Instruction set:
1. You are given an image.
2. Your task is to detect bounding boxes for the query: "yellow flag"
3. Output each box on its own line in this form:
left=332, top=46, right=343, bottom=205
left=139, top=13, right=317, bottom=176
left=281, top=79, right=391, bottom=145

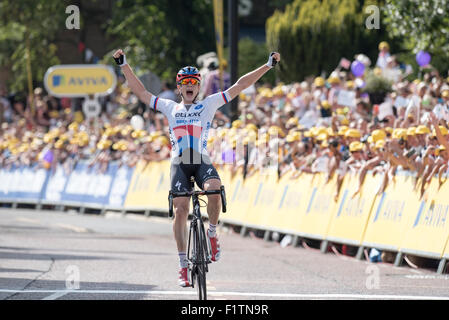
left=213, top=0, right=224, bottom=90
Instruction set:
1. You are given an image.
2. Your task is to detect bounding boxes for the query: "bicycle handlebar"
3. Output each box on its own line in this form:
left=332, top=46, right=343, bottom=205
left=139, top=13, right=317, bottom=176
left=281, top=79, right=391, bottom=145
left=170, top=189, right=221, bottom=197
left=168, top=186, right=227, bottom=218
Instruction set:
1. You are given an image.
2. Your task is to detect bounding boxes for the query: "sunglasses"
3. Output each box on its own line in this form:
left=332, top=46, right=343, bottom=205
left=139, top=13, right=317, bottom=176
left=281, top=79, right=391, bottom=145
left=179, top=78, right=199, bottom=85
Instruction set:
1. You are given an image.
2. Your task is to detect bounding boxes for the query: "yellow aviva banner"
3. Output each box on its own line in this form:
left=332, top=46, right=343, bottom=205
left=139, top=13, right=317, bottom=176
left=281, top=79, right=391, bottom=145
left=276, top=172, right=316, bottom=234
left=326, top=172, right=382, bottom=245
left=222, top=168, right=260, bottom=224
left=293, top=173, right=340, bottom=239
left=362, top=172, right=420, bottom=251
left=400, top=176, right=449, bottom=258
left=443, top=238, right=449, bottom=259
left=122, top=161, right=449, bottom=262
left=248, top=171, right=282, bottom=229
left=44, top=64, right=117, bottom=97
left=124, top=161, right=170, bottom=210
left=256, top=171, right=303, bottom=232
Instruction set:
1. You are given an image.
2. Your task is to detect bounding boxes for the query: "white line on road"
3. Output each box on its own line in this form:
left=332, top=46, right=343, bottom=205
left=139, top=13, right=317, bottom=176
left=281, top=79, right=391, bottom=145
left=16, top=217, right=41, bottom=224
left=54, top=223, right=89, bottom=233
left=14, top=218, right=89, bottom=233
left=1, top=289, right=448, bottom=300
left=41, top=292, right=69, bottom=300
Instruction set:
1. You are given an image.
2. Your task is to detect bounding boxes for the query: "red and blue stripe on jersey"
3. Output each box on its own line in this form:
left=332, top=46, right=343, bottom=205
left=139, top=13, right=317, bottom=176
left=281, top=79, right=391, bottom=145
left=173, top=124, right=203, bottom=155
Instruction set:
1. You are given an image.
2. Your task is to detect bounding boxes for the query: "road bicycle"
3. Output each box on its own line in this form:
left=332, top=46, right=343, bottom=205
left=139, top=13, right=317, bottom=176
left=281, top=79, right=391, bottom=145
left=168, top=177, right=226, bottom=300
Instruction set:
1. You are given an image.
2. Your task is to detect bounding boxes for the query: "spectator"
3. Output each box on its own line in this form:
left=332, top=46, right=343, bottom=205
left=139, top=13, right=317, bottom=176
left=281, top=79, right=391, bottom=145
left=158, top=81, right=179, bottom=102
left=376, top=41, right=391, bottom=70
left=0, top=86, right=13, bottom=123
left=2, top=45, right=449, bottom=225
left=202, top=58, right=232, bottom=118
left=202, top=59, right=231, bottom=98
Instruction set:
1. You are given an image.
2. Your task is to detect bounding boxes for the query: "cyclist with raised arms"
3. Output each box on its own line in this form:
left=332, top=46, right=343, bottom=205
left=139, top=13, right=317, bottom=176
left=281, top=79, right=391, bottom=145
left=113, top=49, right=280, bottom=287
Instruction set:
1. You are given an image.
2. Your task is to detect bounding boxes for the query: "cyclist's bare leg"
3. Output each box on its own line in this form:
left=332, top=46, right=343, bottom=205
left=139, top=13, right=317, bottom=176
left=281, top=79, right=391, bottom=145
left=203, top=178, right=222, bottom=225
left=203, top=178, right=222, bottom=261
left=173, top=197, right=190, bottom=252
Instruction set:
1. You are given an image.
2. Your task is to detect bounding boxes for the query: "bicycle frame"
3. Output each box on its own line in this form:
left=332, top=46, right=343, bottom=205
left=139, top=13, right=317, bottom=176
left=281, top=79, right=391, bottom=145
left=187, top=193, right=211, bottom=268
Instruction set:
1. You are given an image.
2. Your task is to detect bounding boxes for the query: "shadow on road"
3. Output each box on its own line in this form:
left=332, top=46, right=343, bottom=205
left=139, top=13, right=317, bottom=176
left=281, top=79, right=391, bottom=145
left=0, top=250, right=119, bottom=261
left=0, top=245, right=172, bottom=257
left=0, top=268, right=43, bottom=273
left=0, top=278, right=159, bottom=300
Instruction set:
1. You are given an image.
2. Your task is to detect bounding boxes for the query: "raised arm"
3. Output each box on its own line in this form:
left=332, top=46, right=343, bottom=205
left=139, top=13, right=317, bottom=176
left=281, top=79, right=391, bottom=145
left=112, top=49, right=152, bottom=105
left=226, top=52, right=280, bottom=100
left=429, top=112, right=449, bottom=151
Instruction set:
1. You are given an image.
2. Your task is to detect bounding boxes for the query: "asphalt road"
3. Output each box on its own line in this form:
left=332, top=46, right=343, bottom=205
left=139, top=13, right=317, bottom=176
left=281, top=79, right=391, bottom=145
left=1, top=208, right=449, bottom=301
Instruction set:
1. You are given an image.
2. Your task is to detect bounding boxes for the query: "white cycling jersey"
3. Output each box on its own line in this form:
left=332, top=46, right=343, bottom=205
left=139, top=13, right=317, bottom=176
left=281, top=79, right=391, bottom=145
left=148, top=91, right=231, bottom=162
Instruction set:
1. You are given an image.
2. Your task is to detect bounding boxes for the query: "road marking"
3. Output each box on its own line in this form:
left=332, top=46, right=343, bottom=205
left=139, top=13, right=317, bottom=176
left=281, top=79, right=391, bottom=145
left=0, top=289, right=448, bottom=300
left=125, top=214, right=149, bottom=221
left=54, top=223, right=89, bottom=233
left=104, top=212, right=123, bottom=219
left=147, top=216, right=172, bottom=224
left=409, top=269, right=422, bottom=274
left=16, top=217, right=41, bottom=224
left=206, top=280, right=216, bottom=291
left=42, top=292, right=69, bottom=300
left=14, top=219, right=89, bottom=233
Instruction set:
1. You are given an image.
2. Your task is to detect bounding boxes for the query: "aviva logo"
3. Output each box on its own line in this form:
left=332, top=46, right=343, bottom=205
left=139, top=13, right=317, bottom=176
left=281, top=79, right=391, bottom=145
left=44, top=64, right=116, bottom=97
left=52, top=75, right=65, bottom=87
left=52, top=75, right=108, bottom=87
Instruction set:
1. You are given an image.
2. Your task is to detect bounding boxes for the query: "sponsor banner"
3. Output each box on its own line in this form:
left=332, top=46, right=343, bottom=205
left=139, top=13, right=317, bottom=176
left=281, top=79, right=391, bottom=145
left=0, top=164, right=49, bottom=201
left=4, top=158, right=449, bottom=262
left=60, top=162, right=117, bottom=206
left=124, top=160, right=171, bottom=210
left=43, top=162, right=133, bottom=207
left=243, top=169, right=277, bottom=227
left=443, top=238, right=449, bottom=259
left=254, top=170, right=295, bottom=232
left=215, top=164, right=233, bottom=217
left=250, top=172, right=282, bottom=228
left=275, top=171, right=316, bottom=233
left=223, top=168, right=260, bottom=224
left=400, top=176, right=449, bottom=258
left=149, top=161, right=172, bottom=210
left=293, top=173, right=340, bottom=239
left=44, top=64, right=117, bottom=97
left=215, top=164, right=231, bottom=191
left=362, top=173, right=419, bottom=251
left=43, top=165, right=70, bottom=202
left=326, top=172, right=382, bottom=245
left=124, top=161, right=159, bottom=209
left=107, top=164, right=134, bottom=207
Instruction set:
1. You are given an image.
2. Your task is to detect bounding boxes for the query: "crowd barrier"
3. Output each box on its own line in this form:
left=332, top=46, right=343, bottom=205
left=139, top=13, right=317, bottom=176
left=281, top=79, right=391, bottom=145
left=1, top=159, right=448, bottom=273
left=122, top=160, right=449, bottom=273
left=0, top=161, right=134, bottom=211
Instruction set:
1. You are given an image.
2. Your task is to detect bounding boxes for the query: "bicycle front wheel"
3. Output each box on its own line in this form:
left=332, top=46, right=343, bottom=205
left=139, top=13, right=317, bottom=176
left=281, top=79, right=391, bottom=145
left=195, top=220, right=208, bottom=300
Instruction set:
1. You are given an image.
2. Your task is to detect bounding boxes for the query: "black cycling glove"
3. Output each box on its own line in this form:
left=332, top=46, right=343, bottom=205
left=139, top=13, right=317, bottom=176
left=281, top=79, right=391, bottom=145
left=113, top=54, right=127, bottom=67
left=266, top=52, right=278, bottom=68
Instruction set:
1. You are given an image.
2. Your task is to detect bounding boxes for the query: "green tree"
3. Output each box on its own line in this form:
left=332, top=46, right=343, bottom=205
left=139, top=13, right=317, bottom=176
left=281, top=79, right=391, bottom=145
left=0, top=0, right=66, bottom=93
left=266, top=0, right=388, bottom=83
left=105, top=0, right=216, bottom=81
left=224, top=37, right=276, bottom=85
left=383, top=0, right=449, bottom=73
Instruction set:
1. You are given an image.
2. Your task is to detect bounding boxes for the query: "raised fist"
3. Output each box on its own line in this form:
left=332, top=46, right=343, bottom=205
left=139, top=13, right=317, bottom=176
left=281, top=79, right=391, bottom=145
left=113, top=49, right=127, bottom=66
